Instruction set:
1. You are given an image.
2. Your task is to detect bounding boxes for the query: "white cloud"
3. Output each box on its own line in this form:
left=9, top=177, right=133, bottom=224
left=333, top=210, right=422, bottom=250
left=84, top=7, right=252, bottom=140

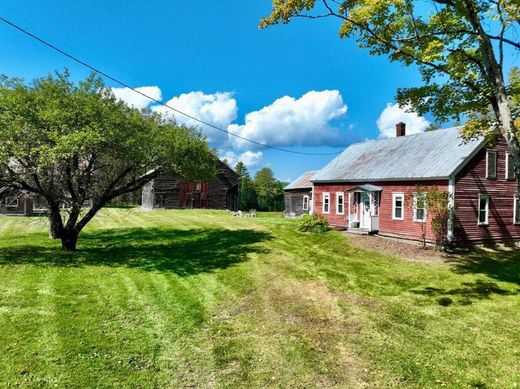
left=376, top=103, right=430, bottom=138
left=111, top=86, right=162, bottom=109
left=239, top=151, right=264, bottom=167
left=221, top=150, right=264, bottom=169
left=153, top=91, right=237, bottom=146
left=228, top=90, right=348, bottom=149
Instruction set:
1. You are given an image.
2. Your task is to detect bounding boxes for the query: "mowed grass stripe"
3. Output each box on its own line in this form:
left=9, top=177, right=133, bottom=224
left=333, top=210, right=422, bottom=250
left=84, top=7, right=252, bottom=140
left=0, top=209, right=519, bottom=387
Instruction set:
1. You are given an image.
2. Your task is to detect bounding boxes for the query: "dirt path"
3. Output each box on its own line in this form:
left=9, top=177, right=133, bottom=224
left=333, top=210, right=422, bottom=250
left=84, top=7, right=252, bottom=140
left=342, top=232, right=461, bottom=264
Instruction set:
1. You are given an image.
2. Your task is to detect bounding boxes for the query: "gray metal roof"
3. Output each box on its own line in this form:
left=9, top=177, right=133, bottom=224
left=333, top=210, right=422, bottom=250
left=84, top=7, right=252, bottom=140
left=285, top=171, right=317, bottom=190
left=312, top=127, right=484, bottom=182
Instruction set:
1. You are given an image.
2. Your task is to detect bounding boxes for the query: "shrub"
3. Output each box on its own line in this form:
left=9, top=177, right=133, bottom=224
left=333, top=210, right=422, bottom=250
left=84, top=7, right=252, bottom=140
left=297, top=214, right=330, bottom=233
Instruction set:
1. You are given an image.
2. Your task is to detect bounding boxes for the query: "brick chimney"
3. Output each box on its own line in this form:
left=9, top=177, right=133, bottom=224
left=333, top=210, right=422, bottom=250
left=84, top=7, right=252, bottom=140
left=396, top=122, right=406, bottom=137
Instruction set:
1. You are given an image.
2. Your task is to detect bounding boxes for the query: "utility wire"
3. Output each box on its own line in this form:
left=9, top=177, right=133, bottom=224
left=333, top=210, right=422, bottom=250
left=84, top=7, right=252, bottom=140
left=0, top=16, right=342, bottom=156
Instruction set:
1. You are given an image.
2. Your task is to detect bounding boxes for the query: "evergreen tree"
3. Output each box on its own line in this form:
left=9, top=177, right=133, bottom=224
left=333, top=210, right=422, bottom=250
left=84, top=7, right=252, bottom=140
left=235, top=162, right=257, bottom=210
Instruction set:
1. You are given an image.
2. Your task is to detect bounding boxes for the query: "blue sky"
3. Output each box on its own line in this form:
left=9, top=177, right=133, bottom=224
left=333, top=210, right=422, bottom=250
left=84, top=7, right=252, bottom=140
left=0, top=1, right=515, bottom=182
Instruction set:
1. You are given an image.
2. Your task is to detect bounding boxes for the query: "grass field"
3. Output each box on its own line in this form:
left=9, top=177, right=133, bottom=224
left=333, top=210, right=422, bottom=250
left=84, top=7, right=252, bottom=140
left=0, top=209, right=519, bottom=388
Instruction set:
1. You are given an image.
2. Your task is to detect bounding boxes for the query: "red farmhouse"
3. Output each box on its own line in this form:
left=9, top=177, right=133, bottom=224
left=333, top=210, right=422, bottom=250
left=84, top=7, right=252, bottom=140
left=311, top=123, right=520, bottom=245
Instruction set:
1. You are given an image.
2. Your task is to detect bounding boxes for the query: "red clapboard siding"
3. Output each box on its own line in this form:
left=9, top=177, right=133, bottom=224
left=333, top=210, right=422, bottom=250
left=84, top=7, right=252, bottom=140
left=454, top=136, right=520, bottom=244
left=313, top=181, right=448, bottom=242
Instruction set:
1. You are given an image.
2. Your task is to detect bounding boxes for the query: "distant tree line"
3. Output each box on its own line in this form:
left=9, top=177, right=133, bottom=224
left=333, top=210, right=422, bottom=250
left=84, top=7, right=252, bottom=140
left=234, top=162, right=286, bottom=212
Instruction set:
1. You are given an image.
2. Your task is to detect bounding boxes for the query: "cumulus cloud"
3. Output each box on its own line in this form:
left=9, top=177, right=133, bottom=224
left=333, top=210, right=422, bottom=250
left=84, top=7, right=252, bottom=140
left=111, top=86, right=162, bottom=109
left=153, top=91, right=237, bottom=146
left=227, top=90, right=348, bottom=149
left=222, top=150, right=264, bottom=169
left=377, top=103, right=430, bottom=138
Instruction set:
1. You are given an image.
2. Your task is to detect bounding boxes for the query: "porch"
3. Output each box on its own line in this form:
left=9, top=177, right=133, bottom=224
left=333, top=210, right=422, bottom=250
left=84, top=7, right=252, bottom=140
left=346, top=184, right=382, bottom=233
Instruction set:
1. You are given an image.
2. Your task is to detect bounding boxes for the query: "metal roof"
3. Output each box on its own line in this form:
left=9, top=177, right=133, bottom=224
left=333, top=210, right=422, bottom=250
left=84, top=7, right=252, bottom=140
left=312, top=127, right=484, bottom=182
left=284, top=171, right=317, bottom=190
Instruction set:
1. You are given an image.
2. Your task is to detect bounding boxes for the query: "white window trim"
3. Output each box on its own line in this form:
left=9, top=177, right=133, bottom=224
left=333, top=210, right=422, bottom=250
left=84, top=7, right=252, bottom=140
left=336, top=192, right=344, bottom=215
left=392, top=193, right=404, bottom=221
left=322, top=192, right=330, bottom=214
left=478, top=194, right=489, bottom=226
left=302, top=195, right=309, bottom=211
left=486, top=150, right=497, bottom=179
left=506, top=152, right=515, bottom=180
left=5, top=197, right=19, bottom=208
left=514, top=195, right=520, bottom=225
left=413, top=192, right=427, bottom=223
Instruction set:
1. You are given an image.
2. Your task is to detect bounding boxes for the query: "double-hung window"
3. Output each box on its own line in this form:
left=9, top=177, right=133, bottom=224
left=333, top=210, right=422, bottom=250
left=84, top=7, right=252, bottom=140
left=486, top=150, right=497, bottom=179
left=322, top=193, right=330, bottom=214
left=478, top=195, right=489, bottom=225
left=514, top=195, right=520, bottom=225
left=336, top=192, right=344, bottom=215
left=5, top=197, right=18, bottom=208
left=413, top=192, right=427, bottom=222
left=303, top=195, right=309, bottom=211
left=392, top=193, right=404, bottom=220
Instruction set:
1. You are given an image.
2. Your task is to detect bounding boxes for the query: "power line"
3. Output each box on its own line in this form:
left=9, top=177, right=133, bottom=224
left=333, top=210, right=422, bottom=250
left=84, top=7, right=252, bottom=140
left=0, top=16, right=342, bottom=156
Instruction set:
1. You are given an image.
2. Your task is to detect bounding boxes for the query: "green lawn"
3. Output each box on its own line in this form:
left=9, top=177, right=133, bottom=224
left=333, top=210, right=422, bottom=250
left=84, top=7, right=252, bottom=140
left=0, top=209, right=519, bottom=388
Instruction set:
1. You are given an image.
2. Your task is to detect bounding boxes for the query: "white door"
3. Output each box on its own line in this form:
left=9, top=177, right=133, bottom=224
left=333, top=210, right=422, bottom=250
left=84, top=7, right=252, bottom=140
left=360, top=192, right=371, bottom=228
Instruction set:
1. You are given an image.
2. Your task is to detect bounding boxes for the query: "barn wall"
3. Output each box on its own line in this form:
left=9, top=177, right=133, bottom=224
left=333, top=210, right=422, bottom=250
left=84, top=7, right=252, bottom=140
left=142, top=160, right=239, bottom=211
left=149, top=175, right=183, bottom=209
left=284, top=189, right=312, bottom=217
left=313, top=180, right=448, bottom=242
left=454, top=136, right=520, bottom=244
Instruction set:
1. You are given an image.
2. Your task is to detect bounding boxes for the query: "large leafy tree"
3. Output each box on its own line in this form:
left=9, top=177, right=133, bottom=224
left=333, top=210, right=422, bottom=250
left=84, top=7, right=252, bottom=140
left=254, top=167, right=285, bottom=211
left=0, top=72, right=215, bottom=251
left=261, top=0, right=519, bottom=174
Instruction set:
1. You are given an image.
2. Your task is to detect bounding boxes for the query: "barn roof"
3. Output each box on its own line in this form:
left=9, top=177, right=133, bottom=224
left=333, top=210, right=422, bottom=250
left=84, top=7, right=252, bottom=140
left=285, top=171, right=317, bottom=190
left=312, top=127, right=484, bottom=182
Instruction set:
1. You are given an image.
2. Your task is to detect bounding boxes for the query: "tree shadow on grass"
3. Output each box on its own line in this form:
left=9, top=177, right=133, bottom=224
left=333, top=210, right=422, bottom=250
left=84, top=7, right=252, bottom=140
left=412, top=279, right=519, bottom=306
left=446, top=249, right=520, bottom=286
left=0, top=228, right=272, bottom=276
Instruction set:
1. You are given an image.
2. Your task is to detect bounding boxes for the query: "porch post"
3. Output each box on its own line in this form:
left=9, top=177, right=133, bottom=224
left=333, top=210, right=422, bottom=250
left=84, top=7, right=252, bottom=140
left=369, top=192, right=374, bottom=231
left=347, top=192, right=351, bottom=229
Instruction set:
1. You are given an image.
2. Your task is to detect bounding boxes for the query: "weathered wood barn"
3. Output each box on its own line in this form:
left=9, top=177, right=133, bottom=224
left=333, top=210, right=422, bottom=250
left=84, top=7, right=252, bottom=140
left=311, top=123, right=520, bottom=245
left=0, top=187, right=34, bottom=215
left=283, top=171, right=315, bottom=217
left=142, top=159, right=240, bottom=211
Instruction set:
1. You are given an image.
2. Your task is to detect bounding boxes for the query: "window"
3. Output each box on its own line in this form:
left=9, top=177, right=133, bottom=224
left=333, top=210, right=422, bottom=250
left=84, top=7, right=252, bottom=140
left=322, top=193, right=330, bottom=214
left=486, top=150, right=497, bottom=179
left=336, top=192, right=344, bottom=215
left=506, top=153, right=515, bottom=180
left=478, top=195, right=489, bottom=225
left=392, top=193, right=404, bottom=220
left=5, top=197, right=18, bottom=208
left=413, top=192, right=427, bottom=222
left=514, top=195, right=520, bottom=225
left=303, top=195, right=309, bottom=211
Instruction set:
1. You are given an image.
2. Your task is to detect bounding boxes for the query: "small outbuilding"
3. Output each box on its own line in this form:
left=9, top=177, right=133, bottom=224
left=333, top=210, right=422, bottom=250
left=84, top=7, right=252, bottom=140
left=0, top=187, right=34, bottom=216
left=142, top=159, right=240, bottom=211
left=284, top=171, right=316, bottom=217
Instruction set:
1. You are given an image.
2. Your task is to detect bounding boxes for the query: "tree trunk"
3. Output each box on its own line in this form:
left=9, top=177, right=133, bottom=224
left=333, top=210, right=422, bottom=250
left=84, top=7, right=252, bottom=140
left=61, top=229, right=79, bottom=251
left=462, top=1, right=519, bottom=189
left=48, top=207, right=63, bottom=240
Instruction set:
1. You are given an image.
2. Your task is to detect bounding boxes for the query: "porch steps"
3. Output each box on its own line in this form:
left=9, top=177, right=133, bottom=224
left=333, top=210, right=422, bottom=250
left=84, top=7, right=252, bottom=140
left=345, top=228, right=376, bottom=236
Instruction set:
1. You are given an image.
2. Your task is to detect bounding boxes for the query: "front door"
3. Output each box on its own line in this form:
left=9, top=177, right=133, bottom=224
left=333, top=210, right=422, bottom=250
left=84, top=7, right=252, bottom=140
left=360, top=192, right=371, bottom=228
